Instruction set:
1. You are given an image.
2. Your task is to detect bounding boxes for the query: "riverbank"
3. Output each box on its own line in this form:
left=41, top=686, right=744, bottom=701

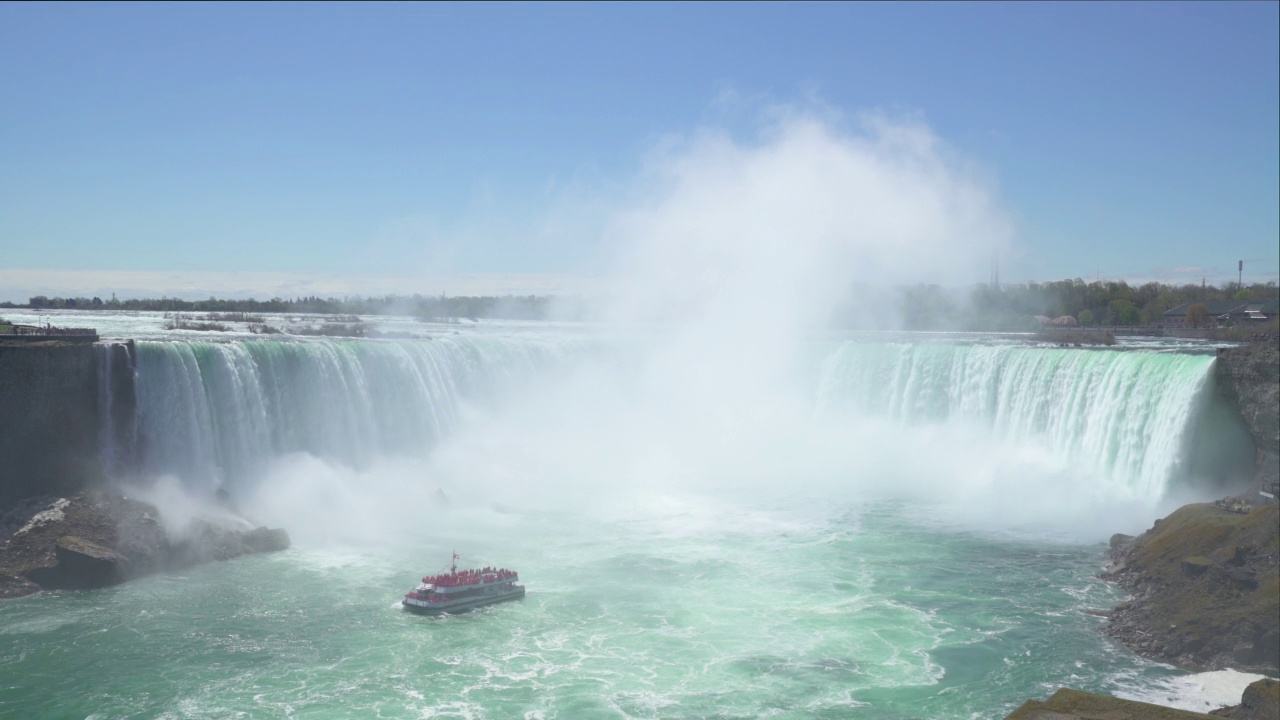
left=1005, top=341, right=1279, bottom=717
left=1090, top=341, right=1280, bottom=678
left=1101, top=503, right=1279, bottom=676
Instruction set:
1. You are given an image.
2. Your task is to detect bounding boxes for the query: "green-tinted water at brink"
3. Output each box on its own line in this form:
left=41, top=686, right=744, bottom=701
left=0, top=500, right=1189, bottom=719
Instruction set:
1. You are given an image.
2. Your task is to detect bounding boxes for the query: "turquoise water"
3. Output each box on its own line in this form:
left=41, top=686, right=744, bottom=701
left=0, top=323, right=1253, bottom=718
left=1, top=498, right=1191, bottom=719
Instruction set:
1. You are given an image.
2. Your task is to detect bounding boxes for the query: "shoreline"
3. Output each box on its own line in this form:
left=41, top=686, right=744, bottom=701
left=1099, top=503, right=1279, bottom=677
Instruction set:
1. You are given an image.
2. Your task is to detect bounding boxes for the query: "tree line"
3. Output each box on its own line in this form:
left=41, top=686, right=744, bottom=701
left=887, top=278, right=1276, bottom=331
left=4, top=277, right=1277, bottom=329
left=5, top=293, right=558, bottom=321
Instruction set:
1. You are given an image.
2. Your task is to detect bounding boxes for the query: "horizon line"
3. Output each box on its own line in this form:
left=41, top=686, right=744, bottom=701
left=2, top=267, right=1277, bottom=305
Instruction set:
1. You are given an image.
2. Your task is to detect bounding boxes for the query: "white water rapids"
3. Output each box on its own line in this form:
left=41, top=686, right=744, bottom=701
left=2, top=322, right=1263, bottom=719
left=108, top=332, right=1244, bottom=521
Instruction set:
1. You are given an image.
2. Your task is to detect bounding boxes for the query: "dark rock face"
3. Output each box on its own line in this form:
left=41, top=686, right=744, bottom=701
left=0, top=344, right=102, bottom=507
left=244, top=527, right=291, bottom=553
left=53, top=536, right=128, bottom=586
left=0, top=574, right=40, bottom=599
left=1215, top=343, right=1280, bottom=498
left=0, top=341, right=137, bottom=507
left=1102, top=503, right=1280, bottom=676
left=0, top=492, right=289, bottom=599
left=1111, top=533, right=1137, bottom=550
left=1180, top=556, right=1212, bottom=577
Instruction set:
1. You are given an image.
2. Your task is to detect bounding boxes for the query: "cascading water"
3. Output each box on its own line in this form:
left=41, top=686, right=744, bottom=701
left=108, top=333, right=1246, bottom=504
left=96, top=341, right=138, bottom=482
left=15, top=329, right=1259, bottom=720
left=814, top=342, right=1244, bottom=499
left=96, top=342, right=120, bottom=478
left=122, top=335, right=588, bottom=493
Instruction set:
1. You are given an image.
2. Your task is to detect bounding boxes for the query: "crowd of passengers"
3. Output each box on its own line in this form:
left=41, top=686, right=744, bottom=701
left=421, top=567, right=516, bottom=588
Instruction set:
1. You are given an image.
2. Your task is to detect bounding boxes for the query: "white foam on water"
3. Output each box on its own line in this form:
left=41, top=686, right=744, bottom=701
left=113, top=325, right=1237, bottom=549
left=0, top=611, right=86, bottom=637
left=1114, top=669, right=1273, bottom=713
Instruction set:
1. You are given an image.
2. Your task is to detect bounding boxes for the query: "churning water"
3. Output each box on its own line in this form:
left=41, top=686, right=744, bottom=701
left=0, top=315, right=1261, bottom=718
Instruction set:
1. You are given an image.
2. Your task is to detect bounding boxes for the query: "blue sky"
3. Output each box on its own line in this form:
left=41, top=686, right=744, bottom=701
left=1, top=2, right=1277, bottom=300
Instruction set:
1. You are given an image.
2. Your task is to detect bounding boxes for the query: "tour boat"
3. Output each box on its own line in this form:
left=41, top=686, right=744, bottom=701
left=402, top=552, right=525, bottom=615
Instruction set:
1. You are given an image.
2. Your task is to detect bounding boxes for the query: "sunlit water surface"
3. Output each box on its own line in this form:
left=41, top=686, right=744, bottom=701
left=0, top=313, right=1259, bottom=718
left=2, top=498, right=1249, bottom=719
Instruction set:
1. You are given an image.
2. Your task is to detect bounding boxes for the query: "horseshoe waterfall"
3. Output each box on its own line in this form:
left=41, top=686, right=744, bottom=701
left=1, top=328, right=1260, bottom=720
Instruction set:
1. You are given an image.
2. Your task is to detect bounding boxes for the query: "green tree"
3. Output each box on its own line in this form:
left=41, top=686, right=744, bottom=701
left=1186, top=303, right=1210, bottom=327
left=1078, top=309, right=1094, bottom=326
left=1121, top=304, right=1140, bottom=325
left=1234, top=289, right=1252, bottom=301
left=1106, top=299, right=1140, bottom=326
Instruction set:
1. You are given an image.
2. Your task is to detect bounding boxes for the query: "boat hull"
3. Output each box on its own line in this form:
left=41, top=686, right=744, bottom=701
left=402, top=586, right=525, bottom=615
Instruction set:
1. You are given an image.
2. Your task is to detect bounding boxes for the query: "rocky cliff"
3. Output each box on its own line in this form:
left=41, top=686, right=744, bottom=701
left=1101, top=503, right=1279, bottom=676
left=1020, top=343, right=1280, bottom=720
left=0, top=342, right=103, bottom=507
left=0, top=341, right=135, bottom=509
left=1214, top=342, right=1280, bottom=495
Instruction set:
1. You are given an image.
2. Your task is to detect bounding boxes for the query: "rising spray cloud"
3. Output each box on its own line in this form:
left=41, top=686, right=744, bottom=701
left=239, top=109, right=1204, bottom=544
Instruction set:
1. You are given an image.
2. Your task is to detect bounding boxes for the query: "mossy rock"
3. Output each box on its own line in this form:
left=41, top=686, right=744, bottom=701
left=1005, top=688, right=1219, bottom=719
left=1109, top=504, right=1280, bottom=674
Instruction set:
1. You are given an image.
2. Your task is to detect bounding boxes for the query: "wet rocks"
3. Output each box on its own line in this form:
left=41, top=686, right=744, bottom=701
left=0, top=491, right=290, bottom=599
left=1004, top=687, right=1220, bottom=719
left=51, top=536, right=128, bottom=587
left=244, top=526, right=291, bottom=553
left=0, top=574, right=40, bottom=599
left=1005, top=680, right=1280, bottom=720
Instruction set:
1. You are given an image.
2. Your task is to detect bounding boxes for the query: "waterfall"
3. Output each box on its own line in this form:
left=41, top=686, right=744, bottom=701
left=96, top=343, right=117, bottom=478
left=123, top=335, right=585, bottom=493
left=96, top=341, right=137, bottom=481
left=815, top=342, right=1231, bottom=498
left=105, top=333, right=1242, bottom=501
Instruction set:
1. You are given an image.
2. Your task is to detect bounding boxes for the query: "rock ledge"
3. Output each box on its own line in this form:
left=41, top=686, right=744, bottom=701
left=1101, top=503, right=1279, bottom=676
left=1, top=491, right=289, bottom=598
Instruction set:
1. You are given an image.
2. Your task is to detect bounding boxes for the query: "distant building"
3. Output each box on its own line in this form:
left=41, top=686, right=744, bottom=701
left=1163, top=300, right=1279, bottom=325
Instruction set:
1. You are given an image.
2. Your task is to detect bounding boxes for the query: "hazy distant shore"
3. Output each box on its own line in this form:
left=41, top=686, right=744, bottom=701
left=5, top=276, right=1278, bottom=335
